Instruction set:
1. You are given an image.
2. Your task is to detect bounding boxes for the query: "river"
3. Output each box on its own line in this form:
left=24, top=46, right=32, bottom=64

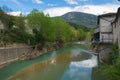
left=0, top=45, right=98, bottom=80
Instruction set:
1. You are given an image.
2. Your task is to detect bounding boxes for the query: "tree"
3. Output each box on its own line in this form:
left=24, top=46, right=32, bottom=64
left=27, top=9, right=56, bottom=45
left=27, top=9, right=83, bottom=45
left=86, top=28, right=94, bottom=43
left=77, top=29, right=86, bottom=41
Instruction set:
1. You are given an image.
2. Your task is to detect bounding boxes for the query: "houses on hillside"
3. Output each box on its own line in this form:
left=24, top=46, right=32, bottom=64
left=0, top=20, right=5, bottom=30
left=0, top=20, right=5, bottom=46
left=92, top=7, right=120, bottom=64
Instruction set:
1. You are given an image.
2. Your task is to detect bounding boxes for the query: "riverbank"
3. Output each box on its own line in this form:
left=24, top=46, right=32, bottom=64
left=92, top=58, right=120, bottom=80
left=0, top=43, right=91, bottom=69
left=91, top=41, right=120, bottom=80
left=0, top=46, right=33, bottom=68
left=0, top=44, right=93, bottom=80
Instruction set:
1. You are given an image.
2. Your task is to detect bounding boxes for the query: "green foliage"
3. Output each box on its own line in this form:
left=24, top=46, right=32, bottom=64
left=2, top=28, right=34, bottom=45
left=110, top=42, right=119, bottom=64
left=27, top=9, right=56, bottom=43
left=67, top=22, right=90, bottom=31
left=27, top=9, right=87, bottom=45
left=100, top=42, right=120, bottom=80
left=0, top=8, right=9, bottom=28
left=53, top=18, right=73, bottom=42
left=77, top=29, right=87, bottom=41
left=86, top=28, right=94, bottom=42
left=100, top=58, right=120, bottom=80
left=0, top=8, right=88, bottom=46
left=0, top=9, right=34, bottom=45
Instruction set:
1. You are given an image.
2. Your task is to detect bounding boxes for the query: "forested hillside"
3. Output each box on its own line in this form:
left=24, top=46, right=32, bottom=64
left=61, top=12, right=97, bottom=28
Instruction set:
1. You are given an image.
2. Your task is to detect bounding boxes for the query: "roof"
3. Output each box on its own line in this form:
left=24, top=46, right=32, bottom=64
left=98, top=13, right=116, bottom=17
left=97, top=13, right=116, bottom=24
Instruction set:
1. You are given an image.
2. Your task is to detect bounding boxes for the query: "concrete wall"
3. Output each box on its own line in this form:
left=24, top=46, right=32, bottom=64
left=0, top=46, right=33, bottom=65
left=100, top=33, right=113, bottom=43
left=100, top=17, right=115, bottom=32
left=97, top=44, right=112, bottom=64
left=112, top=8, right=120, bottom=54
left=113, top=23, right=118, bottom=43
left=99, top=16, right=115, bottom=43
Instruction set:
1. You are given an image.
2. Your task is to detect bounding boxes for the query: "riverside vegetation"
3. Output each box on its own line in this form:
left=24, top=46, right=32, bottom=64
left=100, top=42, right=120, bottom=80
left=93, top=42, right=120, bottom=80
left=0, top=8, right=93, bottom=47
left=0, top=8, right=94, bottom=60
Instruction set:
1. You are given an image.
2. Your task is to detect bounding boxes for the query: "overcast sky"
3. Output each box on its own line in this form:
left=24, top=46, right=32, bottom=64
left=0, top=0, right=120, bottom=16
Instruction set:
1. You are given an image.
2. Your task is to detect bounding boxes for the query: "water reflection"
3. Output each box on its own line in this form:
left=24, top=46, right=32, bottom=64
left=8, top=48, right=97, bottom=80
left=61, top=55, right=97, bottom=80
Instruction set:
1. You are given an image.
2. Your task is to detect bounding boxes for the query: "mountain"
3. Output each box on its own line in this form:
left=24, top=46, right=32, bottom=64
left=61, top=12, right=97, bottom=28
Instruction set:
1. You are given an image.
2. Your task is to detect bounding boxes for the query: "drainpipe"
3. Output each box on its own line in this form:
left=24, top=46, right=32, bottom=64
left=97, top=53, right=100, bottom=66
left=96, top=43, right=100, bottom=66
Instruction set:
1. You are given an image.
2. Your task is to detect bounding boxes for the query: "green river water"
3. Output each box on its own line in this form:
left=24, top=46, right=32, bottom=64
left=0, top=45, right=97, bottom=80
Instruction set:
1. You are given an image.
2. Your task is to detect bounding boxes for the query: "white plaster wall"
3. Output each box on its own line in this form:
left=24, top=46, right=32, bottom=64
left=100, top=33, right=113, bottom=43
left=99, top=16, right=115, bottom=43
left=100, top=17, right=115, bottom=32
left=113, top=23, right=118, bottom=43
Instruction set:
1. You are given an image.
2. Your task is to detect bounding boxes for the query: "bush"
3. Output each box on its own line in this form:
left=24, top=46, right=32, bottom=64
left=110, top=42, right=119, bottom=64
left=100, top=42, right=120, bottom=80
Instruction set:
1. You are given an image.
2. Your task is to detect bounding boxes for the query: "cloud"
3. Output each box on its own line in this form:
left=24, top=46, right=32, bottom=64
left=32, top=0, right=43, bottom=4
left=64, top=0, right=88, bottom=5
left=64, top=0, right=78, bottom=5
left=11, top=0, right=20, bottom=4
left=43, top=3, right=119, bottom=17
left=47, top=3, right=57, bottom=7
left=7, top=11, right=22, bottom=16
left=74, top=4, right=119, bottom=15
left=78, top=0, right=88, bottom=1
left=44, top=7, right=73, bottom=17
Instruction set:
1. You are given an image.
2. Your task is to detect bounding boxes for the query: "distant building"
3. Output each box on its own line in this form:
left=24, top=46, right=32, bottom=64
left=0, top=20, right=5, bottom=46
left=0, top=20, right=5, bottom=30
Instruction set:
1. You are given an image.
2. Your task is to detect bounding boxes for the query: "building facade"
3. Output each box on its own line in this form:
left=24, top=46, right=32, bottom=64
left=93, top=13, right=116, bottom=43
left=92, top=7, right=120, bottom=64
left=112, top=7, right=120, bottom=53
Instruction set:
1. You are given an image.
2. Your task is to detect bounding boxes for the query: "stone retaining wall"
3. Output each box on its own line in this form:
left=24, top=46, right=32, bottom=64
left=93, top=43, right=112, bottom=64
left=0, top=46, right=33, bottom=65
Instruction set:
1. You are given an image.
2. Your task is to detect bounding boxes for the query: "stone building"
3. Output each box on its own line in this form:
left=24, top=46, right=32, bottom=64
left=93, top=13, right=116, bottom=43
left=92, top=7, right=120, bottom=64
left=112, top=7, right=120, bottom=53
